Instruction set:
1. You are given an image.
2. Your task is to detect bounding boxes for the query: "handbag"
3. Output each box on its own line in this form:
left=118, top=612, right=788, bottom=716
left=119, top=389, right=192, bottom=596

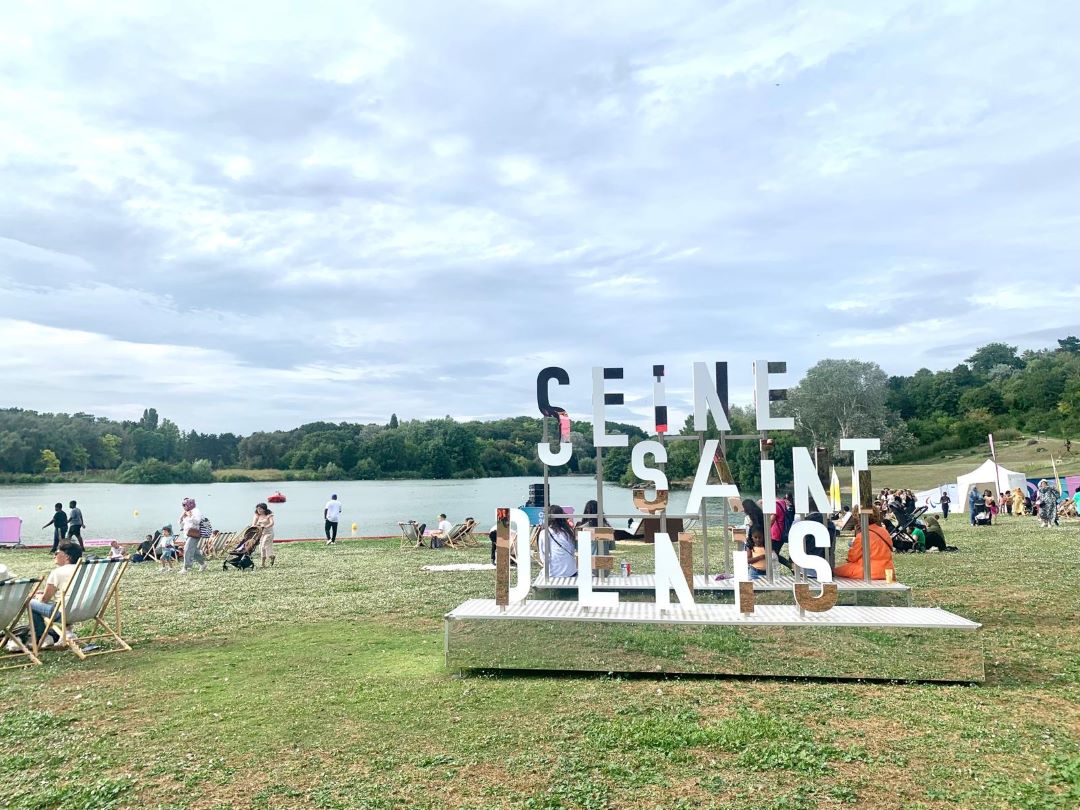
left=186, top=528, right=200, bottom=538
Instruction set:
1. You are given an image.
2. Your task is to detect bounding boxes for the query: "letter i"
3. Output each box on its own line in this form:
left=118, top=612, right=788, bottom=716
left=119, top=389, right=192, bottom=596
left=653, top=365, right=667, bottom=435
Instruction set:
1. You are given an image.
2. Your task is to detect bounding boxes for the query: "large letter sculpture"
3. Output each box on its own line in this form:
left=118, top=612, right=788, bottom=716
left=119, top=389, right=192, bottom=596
left=577, top=529, right=619, bottom=609
left=654, top=532, right=695, bottom=612
left=790, top=520, right=837, bottom=612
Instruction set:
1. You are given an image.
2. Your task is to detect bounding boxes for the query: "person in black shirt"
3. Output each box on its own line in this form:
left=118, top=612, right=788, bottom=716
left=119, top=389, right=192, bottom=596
left=41, top=503, right=68, bottom=553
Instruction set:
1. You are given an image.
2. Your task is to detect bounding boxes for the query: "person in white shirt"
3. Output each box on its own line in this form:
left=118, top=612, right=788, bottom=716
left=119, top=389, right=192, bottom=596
left=180, top=497, right=207, bottom=572
left=429, top=514, right=453, bottom=548
left=539, top=505, right=577, bottom=578
left=30, top=543, right=82, bottom=647
left=324, top=494, right=342, bottom=545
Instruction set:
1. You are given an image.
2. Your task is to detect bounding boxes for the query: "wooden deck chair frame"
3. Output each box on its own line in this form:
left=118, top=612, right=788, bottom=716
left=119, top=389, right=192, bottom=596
left=444, top=521, right=478, bottom=549
left=215, top=531, right=236, bottom=556
left=0, top=577, right=43, bottom=669
left=399, top=521, right=424, bottom=549
left=38, top=558, right=131, bottom=660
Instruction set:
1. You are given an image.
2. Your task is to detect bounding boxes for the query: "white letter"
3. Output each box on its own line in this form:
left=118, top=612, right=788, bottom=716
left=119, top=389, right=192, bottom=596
left=754, top=360, right=795, bottom=431
left=576, top=529, right=619, bottom=608
left=686, top=439, right=740, bottom=512
left=509, top=508, right=532, bottom=604
left=692, top=362, right=731, bottom=431
left=632, top=440, right=669, bottom=491
left=760, top=459, right=777, bottom=514
left=592, top=366, right=628, bottom=448
left=654, top=532, right=695, bottom=612
left=537, top=441, right=572, bottom=466
left=840, top=438, right=880, bottom=506
left=788, top=519, right=833, bottom=583
left=791, top=447, right=832, bottom=514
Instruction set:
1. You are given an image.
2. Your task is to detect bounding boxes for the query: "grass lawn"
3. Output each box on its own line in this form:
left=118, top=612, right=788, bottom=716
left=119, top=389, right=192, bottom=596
left=1, top=519, right=1077, bottom=809
left=874, top=436, right=1077, bottom=491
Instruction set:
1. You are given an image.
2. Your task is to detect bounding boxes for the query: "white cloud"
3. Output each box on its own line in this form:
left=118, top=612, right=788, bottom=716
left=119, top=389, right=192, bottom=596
left=3, top=0, right=1080, bottom=432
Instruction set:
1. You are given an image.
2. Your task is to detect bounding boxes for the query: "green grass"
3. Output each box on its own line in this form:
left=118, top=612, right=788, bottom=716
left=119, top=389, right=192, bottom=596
left=1, top=518, right=1077, bottom=809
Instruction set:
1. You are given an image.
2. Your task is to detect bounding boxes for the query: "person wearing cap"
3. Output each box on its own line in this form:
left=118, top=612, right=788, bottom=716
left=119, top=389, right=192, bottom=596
left=179, top=497, right=207, bottom=572
left=324, top=494, right=341, bottom=545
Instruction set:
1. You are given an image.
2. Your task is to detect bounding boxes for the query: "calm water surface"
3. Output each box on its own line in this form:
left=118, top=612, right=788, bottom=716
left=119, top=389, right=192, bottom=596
left=0, top=477, right=714, bottom=543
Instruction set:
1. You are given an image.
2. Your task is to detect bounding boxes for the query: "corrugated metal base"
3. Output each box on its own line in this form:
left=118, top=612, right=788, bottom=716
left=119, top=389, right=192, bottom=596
left=445, top=599, right=983, bottom=682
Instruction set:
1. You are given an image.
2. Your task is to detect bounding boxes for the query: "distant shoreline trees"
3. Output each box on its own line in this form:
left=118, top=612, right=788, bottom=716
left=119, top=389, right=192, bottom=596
left=1, top=337, right=1077, bottom=484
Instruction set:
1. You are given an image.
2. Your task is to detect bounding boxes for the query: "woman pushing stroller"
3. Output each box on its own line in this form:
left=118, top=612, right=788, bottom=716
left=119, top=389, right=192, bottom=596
left=253, top=503, right=276, bottom=568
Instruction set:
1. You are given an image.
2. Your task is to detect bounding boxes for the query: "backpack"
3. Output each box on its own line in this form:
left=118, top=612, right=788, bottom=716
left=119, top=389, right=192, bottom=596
left=199, top=516, right=213, bottom=538
left=779, top=500, right=796, bottom=544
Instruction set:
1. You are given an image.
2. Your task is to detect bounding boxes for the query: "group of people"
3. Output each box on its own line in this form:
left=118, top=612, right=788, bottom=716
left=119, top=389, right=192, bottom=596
left=40, top=500, right=86, bottom=552
left=128, top=497, right=279, bottom=572
left=966, top=482, right=1063, bottom=528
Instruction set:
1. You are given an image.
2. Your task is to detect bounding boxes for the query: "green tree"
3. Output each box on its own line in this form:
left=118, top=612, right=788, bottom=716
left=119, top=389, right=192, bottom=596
left=966, top=342, right=1023, bottom=374
left=389, top=413, right=399, bottom=429
left=39, top=448, right=61, bottom=475
left=786, top=359, right=911, bottom=459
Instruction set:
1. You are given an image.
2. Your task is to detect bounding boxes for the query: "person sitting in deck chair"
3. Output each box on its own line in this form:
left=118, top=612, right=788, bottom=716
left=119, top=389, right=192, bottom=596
left=429, top=514, right=453, bottom=548
left=29, top=543, right=81, bottom=648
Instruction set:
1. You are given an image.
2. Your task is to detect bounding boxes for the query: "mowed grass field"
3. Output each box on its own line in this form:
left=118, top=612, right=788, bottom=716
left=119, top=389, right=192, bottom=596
left=0, top=517, right=1077, bottom=809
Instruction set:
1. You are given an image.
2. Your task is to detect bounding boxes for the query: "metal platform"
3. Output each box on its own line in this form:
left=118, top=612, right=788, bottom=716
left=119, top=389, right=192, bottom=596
left=445, top=599, right=983, bottom=682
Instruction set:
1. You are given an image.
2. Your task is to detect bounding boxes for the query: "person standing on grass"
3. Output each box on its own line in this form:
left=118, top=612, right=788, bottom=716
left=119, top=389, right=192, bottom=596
left=939, top=491, right=951, bottom=520
left=324, top=494, right=341, bottom=545
left=968, top=487, right=980, bottom=525
left=66, top=500, right=85, bottom=549
left=253, top=502, right=276, bottom=567
left=42, top=503, right=68, bottom=553
left=179, top=497, right=207, bottom=572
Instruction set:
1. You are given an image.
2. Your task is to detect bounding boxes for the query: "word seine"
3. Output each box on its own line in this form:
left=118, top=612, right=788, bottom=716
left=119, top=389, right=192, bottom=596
left=527, top=361, right=884, bottom=614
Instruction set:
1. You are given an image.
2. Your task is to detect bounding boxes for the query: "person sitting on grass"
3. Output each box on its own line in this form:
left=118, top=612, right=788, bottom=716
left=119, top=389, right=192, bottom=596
left=29, top=543, right=82, bottom=649
left=107, top=540, right=126, bottom=560
left=834, top=506, right=896, bottom=581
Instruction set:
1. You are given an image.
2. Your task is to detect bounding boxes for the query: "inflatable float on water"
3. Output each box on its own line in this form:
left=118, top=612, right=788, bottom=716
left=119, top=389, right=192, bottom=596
left=267, top=491, right=286, bottom=504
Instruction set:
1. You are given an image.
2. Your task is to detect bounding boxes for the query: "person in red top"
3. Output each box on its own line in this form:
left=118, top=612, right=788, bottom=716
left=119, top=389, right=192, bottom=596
left=834, top=506, right=896, bottom=580
left=769, top=492, right=794, bottom=573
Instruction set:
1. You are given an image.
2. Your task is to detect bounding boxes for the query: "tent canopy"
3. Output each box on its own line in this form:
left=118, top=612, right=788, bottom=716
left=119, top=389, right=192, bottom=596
left=956, top=459, right=1027, bottom=507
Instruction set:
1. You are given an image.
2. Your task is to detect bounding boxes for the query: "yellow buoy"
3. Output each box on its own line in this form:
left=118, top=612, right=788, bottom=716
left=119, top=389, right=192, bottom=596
left=37, top=505, right=43, bottom=511
left=133, top=510, right=139, bottom=518
left=351, top=522, right=358, bottom=536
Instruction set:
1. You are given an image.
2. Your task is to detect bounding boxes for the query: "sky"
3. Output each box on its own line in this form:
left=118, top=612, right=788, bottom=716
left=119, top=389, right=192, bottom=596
left=2, top=0, right=1079, bottom=436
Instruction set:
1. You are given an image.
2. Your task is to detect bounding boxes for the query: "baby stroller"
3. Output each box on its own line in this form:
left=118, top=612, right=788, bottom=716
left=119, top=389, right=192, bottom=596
left=886, top=505, right=928, bottom=552
left=222, top=526, right=260, bottom=571
left=973, top=506, right=993, bottom=526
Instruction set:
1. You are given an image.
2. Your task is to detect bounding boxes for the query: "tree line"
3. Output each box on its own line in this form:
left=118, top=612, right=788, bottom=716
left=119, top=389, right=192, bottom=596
left=2, top=336, right=1077, bottom=484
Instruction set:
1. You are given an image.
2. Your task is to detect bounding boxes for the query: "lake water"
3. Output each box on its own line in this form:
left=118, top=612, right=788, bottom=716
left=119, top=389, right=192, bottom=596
left=0, top=477, right=717, bottom=544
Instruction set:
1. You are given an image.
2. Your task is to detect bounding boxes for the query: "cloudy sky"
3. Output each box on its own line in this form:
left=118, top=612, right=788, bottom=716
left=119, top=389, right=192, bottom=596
left=2, top=0, right=1079, bottom=435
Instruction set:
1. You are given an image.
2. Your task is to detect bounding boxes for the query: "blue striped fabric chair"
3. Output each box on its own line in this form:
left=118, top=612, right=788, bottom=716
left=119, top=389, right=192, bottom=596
left=38, top=558, right=131, bottom=660
left=0, top=577, right=42, bottom=669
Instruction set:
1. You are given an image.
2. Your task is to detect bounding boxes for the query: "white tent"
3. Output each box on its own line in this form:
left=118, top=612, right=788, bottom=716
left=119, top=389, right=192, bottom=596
left=956, top=459, right=1027, bottom=510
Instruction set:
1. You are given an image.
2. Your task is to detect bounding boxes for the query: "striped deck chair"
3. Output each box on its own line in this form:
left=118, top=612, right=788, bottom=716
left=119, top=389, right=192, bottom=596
left=0, top=577, right=42, bottom=669
left=444, top=520, right=478, bottom=549
left=213, top=531, right=236, bottom=557
left=38, top=558, right=131, bottom=660
left=399, top=521, right=425, bottom=549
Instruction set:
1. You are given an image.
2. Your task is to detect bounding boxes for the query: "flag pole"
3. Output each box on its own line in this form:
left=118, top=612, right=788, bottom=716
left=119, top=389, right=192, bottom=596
left=989, top=433, right=1002, bottom=503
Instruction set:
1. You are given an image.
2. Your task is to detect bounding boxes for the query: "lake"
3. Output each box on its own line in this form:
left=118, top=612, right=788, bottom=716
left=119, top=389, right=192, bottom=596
left=0, top=477, right=717, bottom=544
